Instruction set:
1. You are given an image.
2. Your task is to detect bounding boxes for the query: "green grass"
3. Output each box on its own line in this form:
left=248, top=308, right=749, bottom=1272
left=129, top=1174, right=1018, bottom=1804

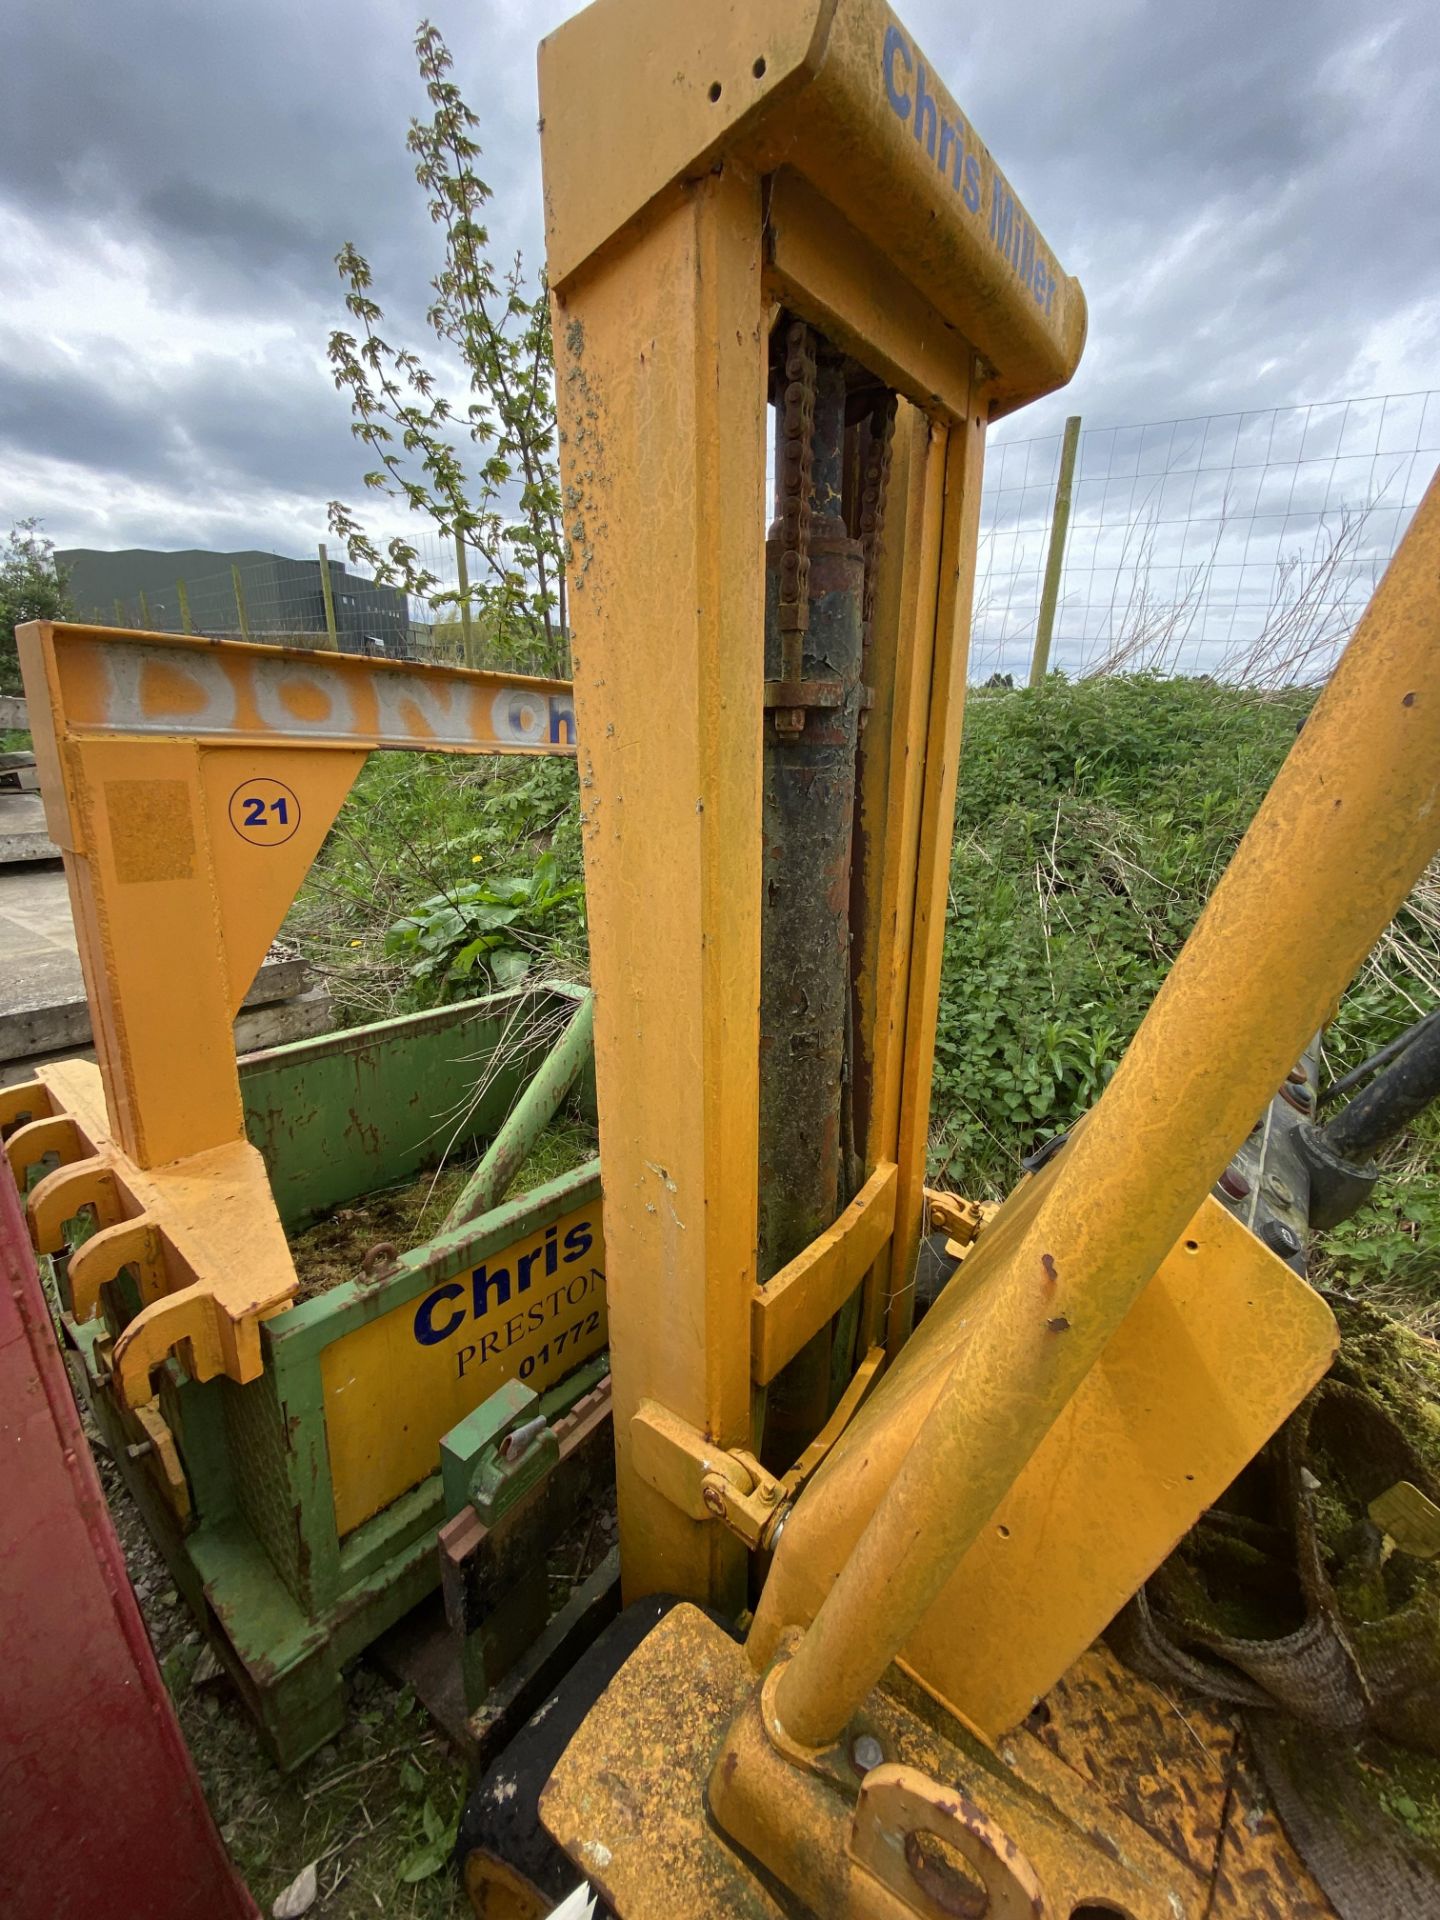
left=932, top=675, right=1321, bottom=1189
left=288, top=752, right=586, bottom=1025
left=931, top=676, right=1438, bottom=1315
left=288, top=674, right=1438, bottom=1310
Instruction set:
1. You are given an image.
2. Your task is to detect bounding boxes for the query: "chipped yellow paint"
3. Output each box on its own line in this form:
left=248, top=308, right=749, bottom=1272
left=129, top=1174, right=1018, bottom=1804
left=9, top=1058, right=295, bottom=1406
left=541, top=0, right=1084, bottom=1610
left=11, top=620, right=577, bottom=1394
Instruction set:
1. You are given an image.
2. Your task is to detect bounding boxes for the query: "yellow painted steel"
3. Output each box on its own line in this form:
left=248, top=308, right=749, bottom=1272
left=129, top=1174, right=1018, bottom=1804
left=539, top=0, right=1085, bottom=414
left=753, top=1181, right=1337, bottom=1737
left=323, top=1198, right=607, bottom=1537
left=11, top=620, right=577, bottom=1395
left=763, top=467, right=1440, bottom=1749
left=750, top=1161, right=896, bottom=1384
left=18, top=621, right=575, bottom=1169
left=6, top=1058, right=296, bottom=1406
left=852, top=410, right=950, bottom=1351
left=541, top=0, right=1084, bottom=1608
left=549, top=167, right=768, bottom=1612
left=542, top=1605, right=1208, bottom=1920
left=884, top=418, right=987, bottom=1353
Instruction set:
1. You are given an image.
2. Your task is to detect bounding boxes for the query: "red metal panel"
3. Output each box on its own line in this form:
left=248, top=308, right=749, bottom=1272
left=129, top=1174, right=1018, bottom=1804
left=0, top=1161, right=258, bottom=1920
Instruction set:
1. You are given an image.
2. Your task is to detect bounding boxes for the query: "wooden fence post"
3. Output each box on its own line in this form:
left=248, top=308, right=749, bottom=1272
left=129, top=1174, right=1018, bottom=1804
left=1029, top=414, right=1082, bottom=688
left=316, top=543, right=340, bottom=650
left=231, top=564, right=252, bottom=641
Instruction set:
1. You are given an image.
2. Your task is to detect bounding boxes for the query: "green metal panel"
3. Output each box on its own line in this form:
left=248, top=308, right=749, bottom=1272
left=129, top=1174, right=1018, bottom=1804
left=239, top=982, right=593, bottom=1231
left=77, top=982, right=606, bottom=1770
left=265, top=1161, right=602, bottom=1366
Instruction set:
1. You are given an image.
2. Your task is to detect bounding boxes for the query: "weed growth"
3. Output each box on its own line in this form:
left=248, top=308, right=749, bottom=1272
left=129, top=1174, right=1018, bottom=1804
left=290, top=752, right=584, bottom=1021
left=290, top=675, right=1436, bottom=1307
left=932, top=675, right=1315, bottom=1185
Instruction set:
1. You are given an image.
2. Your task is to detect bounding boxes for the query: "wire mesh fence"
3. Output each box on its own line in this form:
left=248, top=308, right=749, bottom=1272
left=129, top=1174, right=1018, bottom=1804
left=61, top=388, right=1440, bottom=687
left=61, top=535, right=529, bottom=668
left=972, top=389, right=1440, bottom=686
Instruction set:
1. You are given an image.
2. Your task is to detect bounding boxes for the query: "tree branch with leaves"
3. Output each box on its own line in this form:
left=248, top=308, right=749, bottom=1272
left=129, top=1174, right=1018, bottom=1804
left=327, top=20, right=567, bottom=676
left=1, top=519, right=72, bottom=697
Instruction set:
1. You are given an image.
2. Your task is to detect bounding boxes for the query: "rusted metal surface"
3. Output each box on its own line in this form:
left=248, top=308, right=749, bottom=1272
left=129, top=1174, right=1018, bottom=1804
left=1010, top=1643, right=1336, bottom=1918
left=1209, top=1734, right=1338, bottom=1919
left=439, top=1377, right=615, bottom=1646
left=856, top=392, right=897, bottom=656
left=543, top=1604, right=1210, bottom=1917
left=541, top=1604, right=787, bottom=1919
left=848, top=1766, right=1047, bottom=1919
left=773, top=315, right=817, bottom=668
left=758, top=327, right=868, bottom=1466
left=545, top=1605, right=1344, bottom=1920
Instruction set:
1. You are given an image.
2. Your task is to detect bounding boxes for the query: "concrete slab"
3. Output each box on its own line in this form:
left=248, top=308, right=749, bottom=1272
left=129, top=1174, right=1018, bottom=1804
left=0, top=791, right=61, bottom=863
left=1, top=988, right=335, bottom=1089
left=0, top=861, right=329, bottom=1073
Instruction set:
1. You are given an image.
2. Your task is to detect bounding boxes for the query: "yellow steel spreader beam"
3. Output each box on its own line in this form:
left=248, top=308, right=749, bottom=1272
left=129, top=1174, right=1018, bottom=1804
left=4, top=622, right=574, bottom=1404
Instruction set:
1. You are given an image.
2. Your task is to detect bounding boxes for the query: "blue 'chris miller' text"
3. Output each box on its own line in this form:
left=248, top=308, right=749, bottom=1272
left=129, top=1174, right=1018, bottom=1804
left=882, top=25, right=1057, bottom=318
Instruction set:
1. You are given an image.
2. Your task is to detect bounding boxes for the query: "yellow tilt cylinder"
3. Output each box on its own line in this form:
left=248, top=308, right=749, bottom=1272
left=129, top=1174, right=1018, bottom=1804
left=771, top=470, right=1440, bottom=1750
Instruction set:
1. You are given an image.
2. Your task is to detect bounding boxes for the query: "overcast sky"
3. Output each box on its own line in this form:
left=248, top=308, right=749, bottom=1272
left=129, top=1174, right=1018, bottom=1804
left=1, top=0, right=1436, bottom=567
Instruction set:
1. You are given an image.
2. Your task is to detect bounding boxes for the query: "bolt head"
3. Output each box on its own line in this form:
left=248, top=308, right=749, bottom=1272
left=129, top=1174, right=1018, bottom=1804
left=851, top=1734, right=885, bottom=1775
left=701, top=1480, right=728, bottom=1519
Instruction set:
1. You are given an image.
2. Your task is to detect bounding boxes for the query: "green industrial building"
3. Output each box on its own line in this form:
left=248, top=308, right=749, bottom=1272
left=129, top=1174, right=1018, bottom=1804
left=58, top=547, right=412, bottom=656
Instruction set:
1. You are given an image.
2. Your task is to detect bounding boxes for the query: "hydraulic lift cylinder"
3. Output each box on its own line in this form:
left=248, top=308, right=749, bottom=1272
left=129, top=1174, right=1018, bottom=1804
left=1323, top=1011, right=1440, bottom=1166
left=758, top=330, right=865, bottom=1459
left=771, top=468, right=1440, bottom=1749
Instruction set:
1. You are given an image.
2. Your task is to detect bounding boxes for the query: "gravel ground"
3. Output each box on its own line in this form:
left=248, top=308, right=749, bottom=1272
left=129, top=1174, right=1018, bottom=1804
left=92, top=1430, right=473, bottom=1919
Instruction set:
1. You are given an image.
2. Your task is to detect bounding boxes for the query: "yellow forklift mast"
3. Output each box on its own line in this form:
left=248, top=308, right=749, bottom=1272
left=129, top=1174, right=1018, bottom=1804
left=3, top=1, right=1438, bottom=1916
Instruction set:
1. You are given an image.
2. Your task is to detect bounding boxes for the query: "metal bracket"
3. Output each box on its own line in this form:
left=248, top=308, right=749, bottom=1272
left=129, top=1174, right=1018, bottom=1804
left=632, top=1345, right=887, bottom=1552
left=762, top=678, right=843, bottom=709
left=4, top=1058, right=295, bottom=1407
left=752, top=1161, right=898, bottom=1385
left=630, top=1400, right=787, bottom=1551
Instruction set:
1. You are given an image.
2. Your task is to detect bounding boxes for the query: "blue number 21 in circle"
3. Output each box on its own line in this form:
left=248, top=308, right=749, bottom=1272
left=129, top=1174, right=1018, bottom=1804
left=242, top=794, right=288, bottom=827
left=230, top=778, right=301, bottom=845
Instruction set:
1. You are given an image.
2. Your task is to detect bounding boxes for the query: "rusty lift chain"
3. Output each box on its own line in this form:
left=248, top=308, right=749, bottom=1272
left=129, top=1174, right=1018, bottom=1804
left=765, top=319, right=896, bottom=734
left=775, top=316, right=818, bottom=677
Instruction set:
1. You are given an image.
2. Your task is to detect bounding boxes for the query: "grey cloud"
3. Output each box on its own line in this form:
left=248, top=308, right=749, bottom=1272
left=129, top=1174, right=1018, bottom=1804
left=0, top=0, right=1436, bottom=554
left=0, top=357, right=187, bottom=484
left=0, top=0, right=546, bottom=317
left=923, top=0, right=1440, bottom=437
left=0, top=318, right=493, bottom=516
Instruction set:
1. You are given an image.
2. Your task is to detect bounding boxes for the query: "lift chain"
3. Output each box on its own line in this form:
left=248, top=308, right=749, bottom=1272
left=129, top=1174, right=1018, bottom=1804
left=859, top=393, right=898, bottom=654
left=776, top=317, right=818, bottom=651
